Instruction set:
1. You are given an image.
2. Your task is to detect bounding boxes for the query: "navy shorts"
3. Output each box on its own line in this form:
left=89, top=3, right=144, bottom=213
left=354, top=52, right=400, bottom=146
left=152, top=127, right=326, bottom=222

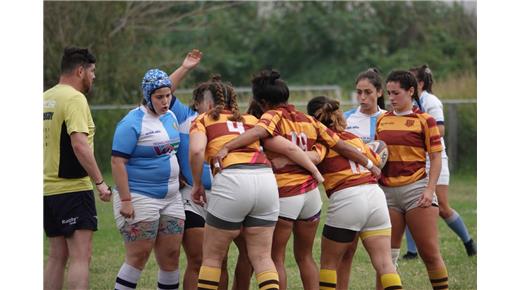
left=44, top=190, right=97, bottom=237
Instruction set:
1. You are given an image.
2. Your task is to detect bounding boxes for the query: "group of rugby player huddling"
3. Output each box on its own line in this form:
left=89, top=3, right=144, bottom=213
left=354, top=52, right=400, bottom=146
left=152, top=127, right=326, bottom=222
left=113, top=50, right=478, bottom=289
left=44, top=48, right=475, bottom=290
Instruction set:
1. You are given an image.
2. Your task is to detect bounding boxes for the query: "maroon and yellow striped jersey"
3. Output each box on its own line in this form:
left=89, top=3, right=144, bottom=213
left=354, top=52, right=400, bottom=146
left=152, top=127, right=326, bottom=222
left=375, top=110, right=442, bottom=187
left=190, top=110, right=270, bottom=174
left=256, top=104, right=340, bottom=197
left=317, top=131, right=381, bottom=197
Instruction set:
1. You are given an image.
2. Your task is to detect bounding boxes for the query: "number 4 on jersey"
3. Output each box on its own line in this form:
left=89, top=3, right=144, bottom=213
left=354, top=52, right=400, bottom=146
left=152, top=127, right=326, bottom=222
left=227, top=120, right=245, bottom=134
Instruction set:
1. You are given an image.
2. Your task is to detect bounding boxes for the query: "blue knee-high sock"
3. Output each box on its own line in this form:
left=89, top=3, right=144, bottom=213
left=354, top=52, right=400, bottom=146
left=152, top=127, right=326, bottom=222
left=405, top=226, right=417, bottom=254
left=444, top=209, right=471, bottom=243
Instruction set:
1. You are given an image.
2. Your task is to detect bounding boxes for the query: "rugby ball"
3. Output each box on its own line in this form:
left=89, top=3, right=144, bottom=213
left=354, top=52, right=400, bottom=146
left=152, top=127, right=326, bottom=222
left=367, top=140, right=388, bottom=169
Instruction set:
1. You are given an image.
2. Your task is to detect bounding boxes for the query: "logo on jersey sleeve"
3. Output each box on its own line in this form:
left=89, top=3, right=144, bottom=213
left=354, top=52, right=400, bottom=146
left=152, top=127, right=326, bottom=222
left=44, top=100, right=56, bottom=108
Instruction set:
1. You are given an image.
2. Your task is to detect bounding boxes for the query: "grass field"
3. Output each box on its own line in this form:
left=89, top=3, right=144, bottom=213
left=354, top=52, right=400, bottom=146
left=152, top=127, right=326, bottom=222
left=44, top=173, right=476, bottom=290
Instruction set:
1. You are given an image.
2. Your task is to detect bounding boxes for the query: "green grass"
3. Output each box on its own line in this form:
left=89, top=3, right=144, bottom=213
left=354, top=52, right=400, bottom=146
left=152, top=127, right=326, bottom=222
left=44, top=174, right=476, bottom=289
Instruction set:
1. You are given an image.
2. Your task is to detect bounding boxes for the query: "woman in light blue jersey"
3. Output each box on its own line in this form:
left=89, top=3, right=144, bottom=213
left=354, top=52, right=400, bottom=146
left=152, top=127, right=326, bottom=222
left=400, top=64, right=476, bottom=259
left=338, top=68, right=387, bottom=290
left=343, top=68, right=386, bottom=143
left=111, top=69, right=184, bottom=290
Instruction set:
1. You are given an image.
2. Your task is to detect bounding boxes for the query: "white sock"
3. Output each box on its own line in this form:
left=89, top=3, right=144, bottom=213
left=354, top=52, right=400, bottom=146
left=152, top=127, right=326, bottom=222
left=391, top=248, right=400, bottom=268
left=115, top=263, right=142, bottom=290
left=157, top=269, right=180, bottom=290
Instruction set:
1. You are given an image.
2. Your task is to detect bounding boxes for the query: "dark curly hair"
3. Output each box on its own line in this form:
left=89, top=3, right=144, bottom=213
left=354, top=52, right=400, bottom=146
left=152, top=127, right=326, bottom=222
left=251, top=69, right=290, bottom=108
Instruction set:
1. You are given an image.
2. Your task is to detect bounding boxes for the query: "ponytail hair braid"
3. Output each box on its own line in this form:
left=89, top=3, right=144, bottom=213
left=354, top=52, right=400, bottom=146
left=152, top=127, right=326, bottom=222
left=227, top=84, right=243, bottom=122
left=307, top=96, right=346, bottom=132
left=410, top=64, right=434, bottom=94
left=208, top=81, right=226, bottom=121
left=207, top=77, right=243, bottom=122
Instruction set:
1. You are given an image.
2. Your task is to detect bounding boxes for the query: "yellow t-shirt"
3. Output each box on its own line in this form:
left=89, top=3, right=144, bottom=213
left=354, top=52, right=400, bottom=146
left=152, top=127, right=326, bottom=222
left=43, top=84, right=95, bottom=195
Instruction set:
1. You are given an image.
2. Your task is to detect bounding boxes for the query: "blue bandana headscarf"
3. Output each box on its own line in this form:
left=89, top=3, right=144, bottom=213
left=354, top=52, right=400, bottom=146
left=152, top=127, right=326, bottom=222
left=141, top=69, right=172, bottom=108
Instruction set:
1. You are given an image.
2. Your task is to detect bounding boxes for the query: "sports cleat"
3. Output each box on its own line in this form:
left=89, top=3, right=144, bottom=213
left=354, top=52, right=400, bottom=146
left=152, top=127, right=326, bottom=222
left=464, top=239, right=477, bottom=256
left=402, top=251, right=418, bottom=260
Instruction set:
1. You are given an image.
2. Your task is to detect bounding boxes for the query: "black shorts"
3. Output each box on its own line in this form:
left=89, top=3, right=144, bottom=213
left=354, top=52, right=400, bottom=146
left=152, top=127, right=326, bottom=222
left=44, top=190, right=97, bottom=237
left=184, top=210, right=205, bottom=230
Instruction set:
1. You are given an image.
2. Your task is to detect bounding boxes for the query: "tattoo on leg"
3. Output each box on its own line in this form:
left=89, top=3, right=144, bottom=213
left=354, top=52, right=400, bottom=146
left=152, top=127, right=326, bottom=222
left=120, top=220, right=159, bottom=242
left=158, top=216, right=185, bottom=235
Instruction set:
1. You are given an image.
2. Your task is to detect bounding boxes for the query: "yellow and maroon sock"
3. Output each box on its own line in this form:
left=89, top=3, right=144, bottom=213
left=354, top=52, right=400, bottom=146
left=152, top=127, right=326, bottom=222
left=428, top=267, right=448, bottom=289
left=380, top=273, right=403, bottom=289
left=197, top=265, right=221, bottom=290
left=256, top=270, right=279, bottom=290
left=319, top=269, right=337, bottom=290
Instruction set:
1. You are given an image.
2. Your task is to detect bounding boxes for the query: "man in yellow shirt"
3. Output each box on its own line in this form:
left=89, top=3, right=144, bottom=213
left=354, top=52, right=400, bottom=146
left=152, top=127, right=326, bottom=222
left=43, top=47, right=111, bottom=290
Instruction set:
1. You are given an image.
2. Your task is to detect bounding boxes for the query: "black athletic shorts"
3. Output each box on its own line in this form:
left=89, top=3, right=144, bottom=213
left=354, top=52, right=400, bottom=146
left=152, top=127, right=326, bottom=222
left=184, top=210, right=205, bottom=229
left=44, top=190, right=97, bottom=237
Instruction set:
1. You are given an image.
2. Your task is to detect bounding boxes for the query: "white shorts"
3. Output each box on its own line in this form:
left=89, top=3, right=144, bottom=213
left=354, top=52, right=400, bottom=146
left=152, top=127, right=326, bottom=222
left=113, top=189, right=185, bottom=230
left=207, top=167, right=279, bottom=225
left=279, top=187, right=322, bottom=220
left=326, top=184, right=390, bottom=233
left=426, top=155, right=450, bottom=185
left=180, top=184, right=207, bottom=219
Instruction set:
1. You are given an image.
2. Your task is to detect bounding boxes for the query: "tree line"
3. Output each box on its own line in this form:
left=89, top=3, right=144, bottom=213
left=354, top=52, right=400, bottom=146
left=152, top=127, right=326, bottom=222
left=44, top=1, right=476, bottom=105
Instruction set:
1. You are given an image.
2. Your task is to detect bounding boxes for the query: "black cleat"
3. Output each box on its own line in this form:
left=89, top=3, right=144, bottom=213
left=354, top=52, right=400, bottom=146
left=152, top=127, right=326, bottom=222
left=464, top=239, right=477, bottom=256
left=402, top=251, right=418, bottom=260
